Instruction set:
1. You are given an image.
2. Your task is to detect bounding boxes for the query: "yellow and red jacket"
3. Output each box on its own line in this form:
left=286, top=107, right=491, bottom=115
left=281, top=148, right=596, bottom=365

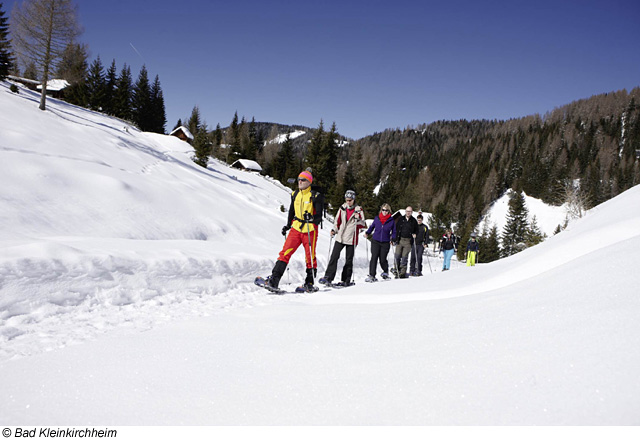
left=287, top=187, right=323, bottom=233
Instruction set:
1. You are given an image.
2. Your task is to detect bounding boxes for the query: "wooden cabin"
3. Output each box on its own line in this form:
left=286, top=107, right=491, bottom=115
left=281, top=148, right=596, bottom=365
left=231, top=159, right=263, bottom=173
left=169, top=126, right=194, bottom=143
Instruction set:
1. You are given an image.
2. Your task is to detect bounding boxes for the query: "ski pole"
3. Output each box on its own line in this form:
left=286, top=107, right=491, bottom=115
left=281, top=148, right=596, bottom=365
left=284, top=229, right=290, bottom=284
left=327, top=234, right=334, bottom=267
left=424, top=245, right=433, bottom=274
left=304, top=216, right=316, bottom=285
left=365, top=233, right=369, bottom=264
left=391, top=242, right=399, bottom=277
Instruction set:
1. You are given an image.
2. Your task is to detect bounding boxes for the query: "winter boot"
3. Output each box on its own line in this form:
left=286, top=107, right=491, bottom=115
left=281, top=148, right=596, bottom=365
left=365, top=275, right=378, bottom=283
left=302, top=283, right=319, bottom=292
left=318, top=276, right=331, bottom=285
left=305, top=268, right=317, bottom=285
left=268, top=260, right=288, bottom=288
left=381, top=272, right=390, bottom=280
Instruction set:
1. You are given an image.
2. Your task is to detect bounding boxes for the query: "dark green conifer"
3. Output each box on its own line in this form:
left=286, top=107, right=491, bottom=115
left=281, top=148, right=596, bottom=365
left=86, top=56, right=107, bottom=111
left=113, top=64, right=133, bottom=121
left=132, top=65, right=152, bottom=131
left=0, top=2, right=15, bottom=80
left=150, top=75, right=166, bottom=134
left=104, top=60, right=118, bottom=115
left=501, top=191, right=529, bottom=257
left=56, top=43, right=88, bottom=106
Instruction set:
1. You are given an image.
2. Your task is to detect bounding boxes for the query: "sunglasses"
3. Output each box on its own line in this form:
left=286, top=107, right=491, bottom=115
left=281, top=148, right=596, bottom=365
left=297, top=178, right=308, bottom=182
left=381, top=209, right=389, bottom=212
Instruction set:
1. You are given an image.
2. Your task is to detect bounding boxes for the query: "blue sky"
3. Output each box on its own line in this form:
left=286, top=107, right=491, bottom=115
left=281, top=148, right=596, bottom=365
left=8, top=0, right=640, bottom=139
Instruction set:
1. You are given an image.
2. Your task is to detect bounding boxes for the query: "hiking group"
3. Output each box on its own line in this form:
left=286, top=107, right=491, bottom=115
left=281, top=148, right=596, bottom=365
left=261, top=168, right=480, bottom=292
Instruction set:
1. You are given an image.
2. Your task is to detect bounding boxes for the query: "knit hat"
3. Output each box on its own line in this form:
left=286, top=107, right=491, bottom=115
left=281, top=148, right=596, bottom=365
left=344, top=189, right=356, bottom=200
left=298, top=169, right=313, bottom=183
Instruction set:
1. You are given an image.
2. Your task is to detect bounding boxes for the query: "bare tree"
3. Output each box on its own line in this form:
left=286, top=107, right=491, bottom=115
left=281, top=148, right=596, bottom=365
left=11, top=0, right=81, bottom=110
left=555, top=179, right=592, bottom=220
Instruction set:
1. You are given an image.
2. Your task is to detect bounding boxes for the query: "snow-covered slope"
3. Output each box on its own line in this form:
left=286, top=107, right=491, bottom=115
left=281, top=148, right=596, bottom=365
left=1, top=82, right=639, bottom=425
left=0, top=82, right=309, bottom=358
left=479, top=189, right=569, bottom=237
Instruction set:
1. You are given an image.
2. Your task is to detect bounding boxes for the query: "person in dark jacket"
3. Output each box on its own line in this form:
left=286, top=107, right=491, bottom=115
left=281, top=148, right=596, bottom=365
left=364, top=203, right=396, bottom=282
left=393, top=207, right=418, bottom=278
left=466, top=232, right=480, bottom=266
left=439, top=229, right=457, bottom=271
left=410, top=214, right=429, bottom=276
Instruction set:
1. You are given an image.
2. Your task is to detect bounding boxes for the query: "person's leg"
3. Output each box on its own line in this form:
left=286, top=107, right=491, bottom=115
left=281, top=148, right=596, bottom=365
left=369, top=240, right=381, bottom=277
left=341, top=244, right=355, bottom=283
left=444, top=249, right=453, bottom=270
left=324, top=241, right=344, bottom=281
left=271, top=229, right=303, bottom=287
left=399, top=239, right=411, bottom=276
left=380, top=241, right=391, bottom=274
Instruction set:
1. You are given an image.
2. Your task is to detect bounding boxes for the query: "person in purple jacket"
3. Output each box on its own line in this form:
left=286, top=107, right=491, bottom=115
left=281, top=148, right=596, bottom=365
left=363, top=203, right=397, bottom=282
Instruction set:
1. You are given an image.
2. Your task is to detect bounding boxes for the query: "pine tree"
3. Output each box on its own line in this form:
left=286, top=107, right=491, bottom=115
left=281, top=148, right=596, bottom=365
left=524, top=215, right=546, bottom=247
left=86, top=56, right=106, bottom=111
left=149, top=74, right=166, bottom=134
left=428, top=201, right=454, bottom=242
left=479, top=224, right=501, bottom=263
left=355, top=158, right=377, bottom=218
left=113, top=64, right=132, bottom=121
left=322, top=121, right=340, bottom=189
left=103, top=60, right=117, bottom=115
left=377, top=164, right=403, bottom=213
left=132, top=65, right=152, bottom=131
left=238, top=116, right=251, bottom=159
left=501, top=190, right=529, bottom=257
left=227, top=112, right=240, bottom=163
left=187, top=106, right=202, bottom=140
left=305, top=120, right=325, bottom=178
left=0, top=2, right=15, bottom=80
left=213, top=123, right=223, bottom=160
left=273, top=132, right=296, bottom=183
left=192, top=124, right=212, bottom=168
left=55, top=42, right=88, bottom=106
left=243, top=117, right=260, bottom=160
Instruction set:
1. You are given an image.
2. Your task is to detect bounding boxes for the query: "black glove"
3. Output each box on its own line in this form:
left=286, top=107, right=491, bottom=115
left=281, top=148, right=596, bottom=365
left=303, top=212, right=313, bottom=222
left=281, top=225, right=290, bottom=236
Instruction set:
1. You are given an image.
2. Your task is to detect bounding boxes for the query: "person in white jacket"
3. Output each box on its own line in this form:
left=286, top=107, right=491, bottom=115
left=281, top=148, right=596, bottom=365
left=319, top=190, right=367, bottom=286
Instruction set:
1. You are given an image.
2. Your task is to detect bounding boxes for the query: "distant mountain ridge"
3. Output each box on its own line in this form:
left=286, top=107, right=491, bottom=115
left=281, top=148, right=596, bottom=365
left=213, top=89, right=640, bottom=244
left=346, top=87, right=640, bottom=223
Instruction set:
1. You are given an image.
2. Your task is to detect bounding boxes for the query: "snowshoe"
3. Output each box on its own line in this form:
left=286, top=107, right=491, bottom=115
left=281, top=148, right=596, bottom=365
left=318, top=277, right=332, bottom=286
left=365, top=275, right=378, bottom=283
left=295, top=283, right=319, bottom=293
left=254, top=276, right=285, bottom=294
left=333, top=281, right=355, bottom=288
left=380, top=272, right=390, bottom=280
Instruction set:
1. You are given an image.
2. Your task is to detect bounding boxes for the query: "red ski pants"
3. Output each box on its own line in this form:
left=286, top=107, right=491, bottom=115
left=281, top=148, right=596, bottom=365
left=278, top=227, right=318, bottom=269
